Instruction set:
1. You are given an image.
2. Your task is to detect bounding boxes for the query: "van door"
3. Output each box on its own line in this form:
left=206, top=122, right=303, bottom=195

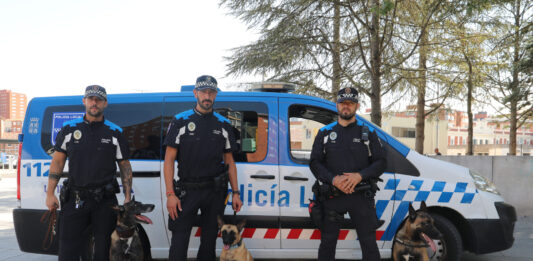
left=162, top=95, right=281, bottom=250
left=278, top=97, right=395, bottom=251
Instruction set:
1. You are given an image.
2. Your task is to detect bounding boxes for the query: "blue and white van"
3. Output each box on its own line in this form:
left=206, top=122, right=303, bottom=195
left=14, top=85, right=516, bottom=260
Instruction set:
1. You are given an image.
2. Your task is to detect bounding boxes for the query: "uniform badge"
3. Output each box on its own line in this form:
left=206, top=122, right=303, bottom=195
left=329, top=132, right=337, bottom=140
left=187, top=122, right=196, bottom=132
left=73, top=130, right=82, bottom=140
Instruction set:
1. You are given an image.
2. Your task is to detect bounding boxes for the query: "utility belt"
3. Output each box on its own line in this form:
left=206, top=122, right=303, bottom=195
left=173, top=166, right=229, bottom=200
left=308, top=177, right=382, bottom=229
left=312, top=179, right=379, bottom=201
left=59, top=178, right=120, bottom=209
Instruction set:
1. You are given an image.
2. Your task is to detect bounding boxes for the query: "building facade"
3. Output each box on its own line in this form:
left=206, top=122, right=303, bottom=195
left=0, top=90, right=27, bottom=120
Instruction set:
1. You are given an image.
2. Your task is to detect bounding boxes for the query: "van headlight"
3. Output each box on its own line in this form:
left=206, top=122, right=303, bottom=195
left=470, top=171, right=500, bottom=195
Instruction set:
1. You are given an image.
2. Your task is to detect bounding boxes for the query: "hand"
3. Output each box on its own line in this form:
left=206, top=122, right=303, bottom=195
left=167, top=195, right=182, bottom=220
left=45, top=194, right=59, bottom=211
left=343, top=172, right=362, bottom=193
left=123, top=197, right=131, bottom=204
left=332, top=175, right=351, bottom=194
left=232, top=194, right=242, bottom=212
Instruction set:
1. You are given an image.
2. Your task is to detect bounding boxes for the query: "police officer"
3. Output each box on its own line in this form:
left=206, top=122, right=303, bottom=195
left=45, top=85, right=132, bottom=260
left=164, top=75, right=243, bottom=261
left=310, top=87, right=386, bottom=261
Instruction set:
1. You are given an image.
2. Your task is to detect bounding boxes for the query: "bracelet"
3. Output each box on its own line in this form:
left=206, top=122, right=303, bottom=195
left=232, top=190, right=241, bottom=195
left=166, top=191, right=175, bottom=197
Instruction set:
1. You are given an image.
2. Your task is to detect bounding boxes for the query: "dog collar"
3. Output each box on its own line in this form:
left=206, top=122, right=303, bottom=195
left=116, top=225, right=136, bottom=239
left=394, top=237, right=430, bottom=248
left=228, top=239, right=243, bottom=250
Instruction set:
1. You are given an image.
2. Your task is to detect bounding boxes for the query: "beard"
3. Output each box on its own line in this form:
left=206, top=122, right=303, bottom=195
left=197, top=98, right=213, bottom=111
left=339, top=111, right=355, bottom=120
left=87, top=107, right=103, bottom=117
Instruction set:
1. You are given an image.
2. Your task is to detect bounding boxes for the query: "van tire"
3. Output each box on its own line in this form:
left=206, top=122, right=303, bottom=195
left=431, top=214, right=462, bottom=261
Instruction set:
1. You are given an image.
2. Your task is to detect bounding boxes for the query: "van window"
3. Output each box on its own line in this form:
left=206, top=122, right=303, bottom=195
left=288, top=104, right=337, bottom=164
left=163, top=101, right=269, bottom=163
left=41, top=103, right=164, bottom=160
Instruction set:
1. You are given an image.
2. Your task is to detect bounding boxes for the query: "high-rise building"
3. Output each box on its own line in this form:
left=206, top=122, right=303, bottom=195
left=0, top=90, right=27, bottom=120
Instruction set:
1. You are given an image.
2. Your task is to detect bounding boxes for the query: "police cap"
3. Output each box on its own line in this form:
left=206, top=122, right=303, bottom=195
left=337, top=87, right=359, bottom=103
left=84, top=85, right=107, bottom=101
left=195, top=75, right=218, bottom=91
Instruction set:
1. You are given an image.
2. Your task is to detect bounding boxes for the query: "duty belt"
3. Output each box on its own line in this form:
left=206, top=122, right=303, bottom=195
left=180, top=180, right=215, bottom=190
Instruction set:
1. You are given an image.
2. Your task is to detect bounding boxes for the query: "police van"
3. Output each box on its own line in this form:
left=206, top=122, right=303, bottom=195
left=14, top=84, right=516, bottom=260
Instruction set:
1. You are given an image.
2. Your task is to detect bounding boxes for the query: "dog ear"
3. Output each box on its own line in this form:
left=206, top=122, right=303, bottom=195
left=237, top=219, right=247, bottom=232
left=408, top=202, right=417, bottom=221
left=420, top=201, right=427, bottom=211
left=217, top=215, right=225, bottom=228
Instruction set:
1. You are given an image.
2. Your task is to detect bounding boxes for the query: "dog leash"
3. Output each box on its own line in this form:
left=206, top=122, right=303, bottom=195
left=40, top=208, right=57, bottom=250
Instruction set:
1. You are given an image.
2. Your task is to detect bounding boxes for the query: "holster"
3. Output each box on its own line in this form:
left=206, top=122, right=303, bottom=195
left=213, top=165, right=229, bottom=195
left=173, top=179, right=187, bottom=199
left=59, top=179, right=70, bottom=209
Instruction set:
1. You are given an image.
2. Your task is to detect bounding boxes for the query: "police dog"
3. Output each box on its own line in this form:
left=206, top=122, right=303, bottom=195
left=110, top=199, right=155, bottom=261
left=217, top=216, right=253, bottom=261
left=393, top=201, right=441, bottom=261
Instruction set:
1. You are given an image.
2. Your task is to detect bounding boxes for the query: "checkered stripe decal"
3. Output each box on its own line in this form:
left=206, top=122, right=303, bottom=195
left=383, top=179, right=476, bottom=204
left=377, top=178, right=477, bottom=241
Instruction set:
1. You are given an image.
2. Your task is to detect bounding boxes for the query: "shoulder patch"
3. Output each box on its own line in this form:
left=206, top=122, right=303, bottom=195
left=213, top=112, right=231, bottom=124
left=63, top=118, right=83, bottom=127
left=320, top=122, right=337, bottom=132
left=104, top=120, right=123, bottom=132
left=175, top=110, right=195, bottom=120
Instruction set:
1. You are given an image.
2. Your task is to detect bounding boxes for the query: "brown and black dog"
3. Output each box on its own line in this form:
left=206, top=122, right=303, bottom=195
left=110, top=199, right=155, bottom=261
left=393, top=201, right=442, bottom=261
left=217, top=216, right=254, bottom=261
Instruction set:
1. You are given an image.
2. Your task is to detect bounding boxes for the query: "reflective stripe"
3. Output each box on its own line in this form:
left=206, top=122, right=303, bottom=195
left=61, top=133, right=72, bottom=151
left=222, top=128, right=230, bottom=150
left=113, top=137, right=123, bottom=160
left=175, top=126, right=186, bottom=145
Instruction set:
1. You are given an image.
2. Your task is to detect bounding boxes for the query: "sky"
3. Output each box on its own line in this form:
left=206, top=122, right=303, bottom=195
left=0, top=0, right=259, bottom=101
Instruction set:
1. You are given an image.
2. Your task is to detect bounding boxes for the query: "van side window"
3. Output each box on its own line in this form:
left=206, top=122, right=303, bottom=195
left=288, top=105, right=337, bottom=164
left=163, top=101, right=269, bottom=163
left=41, top=103, right=164, bottom=160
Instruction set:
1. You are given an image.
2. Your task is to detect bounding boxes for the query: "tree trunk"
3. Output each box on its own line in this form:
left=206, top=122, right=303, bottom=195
left=509, top=0, right=521, bottom=156
left=370, top=0, right=382, bottom=127
left=331, top=0, right=341, bottom=101
left=415, top=26, right=428, bottom=154
left=467, top=62, right=474, bottom=155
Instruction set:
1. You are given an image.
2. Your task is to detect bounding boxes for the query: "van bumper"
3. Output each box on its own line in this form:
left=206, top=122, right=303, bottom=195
left=466, top=202, right=517, bottom=254
left=13, top=208, right=59, bottom=254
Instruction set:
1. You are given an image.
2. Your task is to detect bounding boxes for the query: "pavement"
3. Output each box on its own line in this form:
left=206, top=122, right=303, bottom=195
left=1, top=175, right=532, bottom=260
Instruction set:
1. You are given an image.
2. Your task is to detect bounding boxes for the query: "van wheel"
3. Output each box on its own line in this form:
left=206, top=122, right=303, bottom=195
left=429, top=214, right=462, bottom=261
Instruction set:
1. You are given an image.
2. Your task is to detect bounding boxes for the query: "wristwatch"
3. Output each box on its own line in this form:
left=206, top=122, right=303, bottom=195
left=232, top=190, right=241, bottom=195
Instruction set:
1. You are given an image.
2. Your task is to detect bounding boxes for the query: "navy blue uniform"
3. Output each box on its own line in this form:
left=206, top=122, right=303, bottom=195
left=310, top=120, right=385, bottom=261
left=54, top=116, right=129, bottom=261
left=164, top=108, right=236, bottom=261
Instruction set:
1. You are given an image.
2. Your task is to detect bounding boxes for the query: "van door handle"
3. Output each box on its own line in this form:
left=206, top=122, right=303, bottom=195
left=250, top=175, right=276, bottom=180
left=284, top=176, right=309, bottom=181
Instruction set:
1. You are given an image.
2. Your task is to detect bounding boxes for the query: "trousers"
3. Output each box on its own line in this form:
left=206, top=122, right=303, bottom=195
left=58, top=194, right=117, bottom=261
left=168, top=188, right=226, bottom=261
left=318, top=192, right=380, bottom=261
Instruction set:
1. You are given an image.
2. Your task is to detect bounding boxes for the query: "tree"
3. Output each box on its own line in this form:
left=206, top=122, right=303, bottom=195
left=486, top=0, right=533, bottom=155
left=220, top=0, right=437, bottom=126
